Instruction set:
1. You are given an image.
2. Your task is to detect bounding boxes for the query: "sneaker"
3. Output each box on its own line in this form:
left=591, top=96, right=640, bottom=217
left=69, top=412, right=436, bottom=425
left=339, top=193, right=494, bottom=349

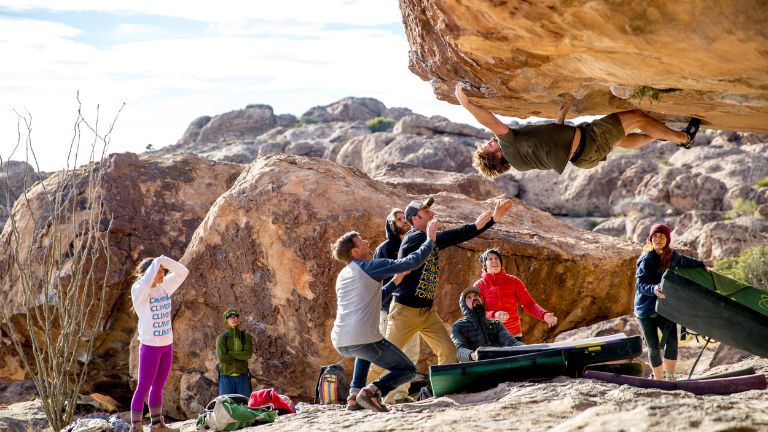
left=356, top=387, right=389, bottom=412
left=346, top=393, right=363, bottom=411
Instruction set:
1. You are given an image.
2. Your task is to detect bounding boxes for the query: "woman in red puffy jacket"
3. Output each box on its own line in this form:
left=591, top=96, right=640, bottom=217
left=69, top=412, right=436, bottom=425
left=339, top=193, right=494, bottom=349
left=474, top=248, right=557, bottom=341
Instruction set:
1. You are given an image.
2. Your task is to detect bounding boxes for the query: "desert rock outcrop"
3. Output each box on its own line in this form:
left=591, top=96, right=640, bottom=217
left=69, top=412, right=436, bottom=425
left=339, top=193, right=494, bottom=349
left=163, top=154, right=638, bottom=417
left=399, top=0, right=768, bottom=133
left=372, top=163, right=503, bottom=201
left=161, top=99, right=490, bottom=181
left=0, top=161, right=50, bottom=230
left=0, top=153, right=243, bottom=403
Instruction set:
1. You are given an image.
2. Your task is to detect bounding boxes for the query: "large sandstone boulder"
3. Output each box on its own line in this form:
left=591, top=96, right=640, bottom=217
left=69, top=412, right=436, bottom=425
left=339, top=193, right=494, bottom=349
left=0, top=153, right=243, bottom=403
left=555, top=315, right=641, bottom=341
left=393, top=114, right=487, bottom=137
left=337, top=132, right=481, bottom=175
left=400, top=0, right=768, bottom=133
left=0, top=400, right=48, bottom=432
left=159, top=105, right=298, bottom=155
left=372, top=163, right=503, bottom=201
left=165, top=154, right=638, bottom=417
left=301, top=97, right=388, bottom=123
left=192, top=104, right=296, bottom=146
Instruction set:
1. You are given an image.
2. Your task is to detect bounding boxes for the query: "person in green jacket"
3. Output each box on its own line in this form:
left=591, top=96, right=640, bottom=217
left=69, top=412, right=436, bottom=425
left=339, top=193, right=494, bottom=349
left=216, top=309, right=253, bottom=396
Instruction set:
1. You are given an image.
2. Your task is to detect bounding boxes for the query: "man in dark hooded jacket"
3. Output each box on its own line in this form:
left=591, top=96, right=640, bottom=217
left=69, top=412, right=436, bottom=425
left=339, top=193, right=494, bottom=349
left=370, top=208, right=420, bottom=404
left=374, top=208, right=411, bottom=311
left=451, top=287, right=522, bottom=362
left=216, top=309, right=253, bottom=396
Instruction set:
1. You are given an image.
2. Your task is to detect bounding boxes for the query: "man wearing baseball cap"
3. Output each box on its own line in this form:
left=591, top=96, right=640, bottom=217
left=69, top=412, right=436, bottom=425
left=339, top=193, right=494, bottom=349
left=370, top=195, right=514, bottom=375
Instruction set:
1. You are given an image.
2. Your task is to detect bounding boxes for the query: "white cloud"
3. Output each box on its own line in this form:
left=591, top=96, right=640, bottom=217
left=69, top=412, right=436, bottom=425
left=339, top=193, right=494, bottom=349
left=0, top=0, right=401, bottom=25
left=0, top=4, right=488, bottom=171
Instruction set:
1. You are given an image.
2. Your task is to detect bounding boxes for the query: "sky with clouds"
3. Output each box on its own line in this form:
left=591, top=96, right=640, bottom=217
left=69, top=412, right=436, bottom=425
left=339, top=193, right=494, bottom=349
left=0, top=0, right=486, bottom=171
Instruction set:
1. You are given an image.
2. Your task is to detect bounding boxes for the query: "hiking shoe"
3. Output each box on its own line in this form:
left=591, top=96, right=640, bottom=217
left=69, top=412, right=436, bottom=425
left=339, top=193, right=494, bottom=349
left=356, top=387, right=389, bottom=412
left=346, top=394, right=363, bottom=411
left=678, top=117, right=701, bottom=149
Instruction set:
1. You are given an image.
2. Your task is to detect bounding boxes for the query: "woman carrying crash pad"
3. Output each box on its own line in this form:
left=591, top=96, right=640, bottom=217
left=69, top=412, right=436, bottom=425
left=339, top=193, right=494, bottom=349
left=130, top=255, right=189, bottom=432
left=635, top=224, right=705, bottom=381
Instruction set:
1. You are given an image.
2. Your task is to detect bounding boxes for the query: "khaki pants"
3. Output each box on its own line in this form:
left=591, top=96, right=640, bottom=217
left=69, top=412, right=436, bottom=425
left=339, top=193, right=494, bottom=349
left=369, top=302, right=457, bottom=396
left=368, top=310, right=421, bottom=403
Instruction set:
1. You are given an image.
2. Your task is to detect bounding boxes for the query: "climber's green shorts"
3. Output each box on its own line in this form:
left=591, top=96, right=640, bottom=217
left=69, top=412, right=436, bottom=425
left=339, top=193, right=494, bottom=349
left=571, top=113, right=625, bottom=169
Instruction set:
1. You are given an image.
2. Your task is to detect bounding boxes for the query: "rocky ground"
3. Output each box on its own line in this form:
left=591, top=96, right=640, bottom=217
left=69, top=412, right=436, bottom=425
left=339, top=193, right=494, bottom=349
left=5, top=341, right=764, bottom=432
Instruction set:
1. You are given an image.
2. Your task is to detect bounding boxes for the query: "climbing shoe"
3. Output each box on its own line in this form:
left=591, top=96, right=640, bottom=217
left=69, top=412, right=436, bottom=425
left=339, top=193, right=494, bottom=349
left=679, top=117, right=701, bottom=149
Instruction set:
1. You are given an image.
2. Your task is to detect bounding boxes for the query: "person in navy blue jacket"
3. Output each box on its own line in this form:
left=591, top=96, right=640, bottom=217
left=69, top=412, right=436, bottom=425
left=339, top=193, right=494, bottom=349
left=372, top=208, right=421, bottom=404
left=635, top=223, right=705, bottom=381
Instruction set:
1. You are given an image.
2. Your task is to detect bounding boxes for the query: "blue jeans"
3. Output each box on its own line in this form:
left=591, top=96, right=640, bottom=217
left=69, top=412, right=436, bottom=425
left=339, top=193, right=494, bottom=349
left=337, top=338, right=416, bottom=397
left=219, top=374, right=251, bottom=397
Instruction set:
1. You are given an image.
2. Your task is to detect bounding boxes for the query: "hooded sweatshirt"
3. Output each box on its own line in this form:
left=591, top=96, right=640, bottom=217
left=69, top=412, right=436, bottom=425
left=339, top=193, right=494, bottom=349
left=635, top=250, right=704, bottom=318
left=215, top=310, right=253, bottom=376
left=451, top=288, right=522, bottom=362
left=474, top=269, right=547, bottom=336
left=374, top=218, right=403, bottom=312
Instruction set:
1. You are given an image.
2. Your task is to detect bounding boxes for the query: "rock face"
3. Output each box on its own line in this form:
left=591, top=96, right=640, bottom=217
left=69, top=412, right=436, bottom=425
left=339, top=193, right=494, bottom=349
left=372, top=163, right=503, bottom=201
left=0, top=161, right=50, bottom=230
left=158, top=98, right=490, bottom=184
left=399, top=0, right=768, bottom=133
left=0, top=153, right=243, bottom=403
left=165, top=154, right=638, bottom=417
left=510, top=131, right=768, bottom=263
left=0, top=400, right=48, bottom=432
left=176, top=105, right=297, bottom=148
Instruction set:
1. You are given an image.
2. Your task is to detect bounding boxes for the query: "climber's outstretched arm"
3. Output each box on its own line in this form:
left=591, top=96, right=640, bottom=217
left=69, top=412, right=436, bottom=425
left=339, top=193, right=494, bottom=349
left=455, top=83, right=510, bottom=136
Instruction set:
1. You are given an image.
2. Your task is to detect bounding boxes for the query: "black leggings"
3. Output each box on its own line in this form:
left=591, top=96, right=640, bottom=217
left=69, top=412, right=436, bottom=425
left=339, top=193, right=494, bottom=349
left=637, top=314, right=678, bottom=368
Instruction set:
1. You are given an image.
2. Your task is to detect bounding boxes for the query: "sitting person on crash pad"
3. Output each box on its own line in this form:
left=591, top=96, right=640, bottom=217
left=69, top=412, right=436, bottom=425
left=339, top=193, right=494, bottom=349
left=451, top=287, right=523, bottom=362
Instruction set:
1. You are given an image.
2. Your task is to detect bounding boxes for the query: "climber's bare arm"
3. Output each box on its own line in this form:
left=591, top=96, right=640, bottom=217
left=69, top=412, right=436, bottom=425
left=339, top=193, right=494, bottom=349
left=455, top=83, right=510, bottom=136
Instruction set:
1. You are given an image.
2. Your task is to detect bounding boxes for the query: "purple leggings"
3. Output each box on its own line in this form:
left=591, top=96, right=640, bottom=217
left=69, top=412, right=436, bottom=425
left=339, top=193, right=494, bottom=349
left=131, top=343, right=173, bottom=418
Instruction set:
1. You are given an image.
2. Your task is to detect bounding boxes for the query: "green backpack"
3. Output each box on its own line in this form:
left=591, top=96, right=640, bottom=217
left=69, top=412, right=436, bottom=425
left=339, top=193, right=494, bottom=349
left=196, top=394, right=276, bottom=431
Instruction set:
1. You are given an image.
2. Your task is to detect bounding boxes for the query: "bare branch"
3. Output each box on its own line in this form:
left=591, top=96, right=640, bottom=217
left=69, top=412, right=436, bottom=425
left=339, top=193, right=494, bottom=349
left=1, top=95, right=119, bottom=430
